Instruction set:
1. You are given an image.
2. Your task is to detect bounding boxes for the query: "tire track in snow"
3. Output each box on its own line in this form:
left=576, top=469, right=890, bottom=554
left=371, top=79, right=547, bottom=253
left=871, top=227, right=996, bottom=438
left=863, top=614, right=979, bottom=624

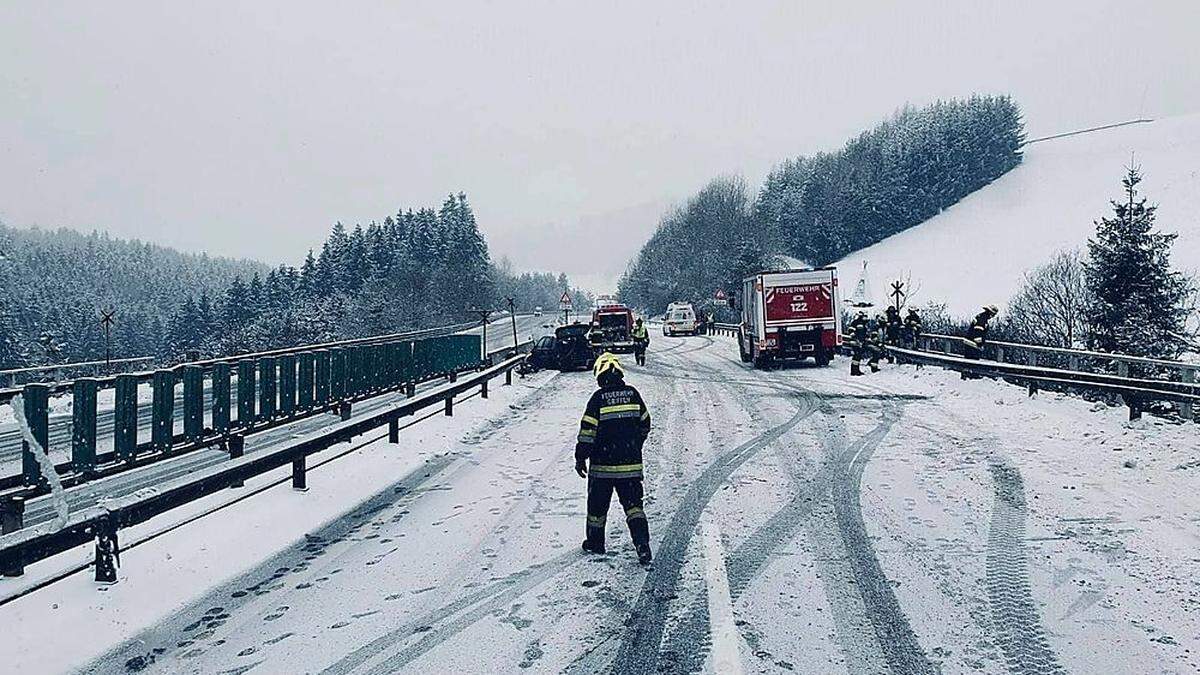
left=607, top=394, right=819, bottom=675
left=986, top=457, right=1066, bottom=675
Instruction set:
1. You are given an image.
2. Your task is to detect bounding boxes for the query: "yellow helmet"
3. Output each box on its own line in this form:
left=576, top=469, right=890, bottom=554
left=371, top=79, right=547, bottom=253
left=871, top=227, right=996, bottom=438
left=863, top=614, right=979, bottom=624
left=593, top=352, right=623, bottom=379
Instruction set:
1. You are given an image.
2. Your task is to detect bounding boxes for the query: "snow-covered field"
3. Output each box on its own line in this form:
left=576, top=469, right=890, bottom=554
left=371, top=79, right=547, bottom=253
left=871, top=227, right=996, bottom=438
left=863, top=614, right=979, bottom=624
left=2, top=336, right=1197, bottom=674
left=838, top=114, right=1200, bottom=317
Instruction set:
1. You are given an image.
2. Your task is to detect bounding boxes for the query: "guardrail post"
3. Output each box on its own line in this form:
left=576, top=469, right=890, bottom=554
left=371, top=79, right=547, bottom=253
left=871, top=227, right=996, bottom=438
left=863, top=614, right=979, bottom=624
left=330, top=348, right=346, bottom=402
left=237, top=360, right=256, bottom=428
left=1182, top=368, right=1195, bottom=421
left=21, top=383, right=50, bottom=488
left=72, top=378, right=99, bottom=475
left=315, top=349, right=331, bottom=406
left=445, top=396, right=454, bottom=416
left=212, top=363, right=231, bottom=434
left=258, top=357, right=277, bottom=421
left=227, top=434, right=245, bottom=488
left=292, top=456, right=308, bottom=492
left=481, top=379, right=489, bottom=399
left=279, top=354, right=297, bottom=417
left=406, top=382, right=416, bottom=398
left=995, top=346, right=1005, bottom=363
left=389, top=418, right=400, bottom=443
left=339, top=402, right=352, bottom=421
left=1027, top=352, right=1038, bottom=367
left=183, top=365, right=204, bottom=443
left=298, top=352, right=315, bottom=410
left=505, top=369, right=513, bottom=386
left=1125, top=395, right=1141, bottom=421
left=151, top=370, right=174, bottom=452
left=114, top=375, right=139, bottom=463
left=93, top=513, right=119, bottom=584
left=1069, top=355, right=1080, bottom=372
left=1, top=496, right=25, bottom=576
left=1116, top=361, right=1129, bottom=378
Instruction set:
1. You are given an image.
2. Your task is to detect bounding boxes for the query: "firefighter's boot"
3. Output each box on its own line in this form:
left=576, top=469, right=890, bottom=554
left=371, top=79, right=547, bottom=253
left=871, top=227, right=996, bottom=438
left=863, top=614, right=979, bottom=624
left=870, top=362, right=881, bottom=373
left=581, top=538, right=606, bottom=554
left=636, top=543, right=653, bottom=565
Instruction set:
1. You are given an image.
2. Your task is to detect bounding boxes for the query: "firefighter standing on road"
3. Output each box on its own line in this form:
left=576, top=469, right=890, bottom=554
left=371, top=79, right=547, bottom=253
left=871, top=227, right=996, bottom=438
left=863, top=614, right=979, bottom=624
left=849, top=311, right=881, bottom=376
left=964, top=305, right=999, bottom=360
left=575, top=353, right=653, bottom=564
left=632, top=318, right=649, bottom=366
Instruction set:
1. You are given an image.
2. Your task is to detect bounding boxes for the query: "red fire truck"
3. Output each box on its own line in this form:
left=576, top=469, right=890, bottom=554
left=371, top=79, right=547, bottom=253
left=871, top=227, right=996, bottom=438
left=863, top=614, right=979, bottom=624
left=737, top=267, right=841, bottom=368
left=589, top=304, right=636, bottom=353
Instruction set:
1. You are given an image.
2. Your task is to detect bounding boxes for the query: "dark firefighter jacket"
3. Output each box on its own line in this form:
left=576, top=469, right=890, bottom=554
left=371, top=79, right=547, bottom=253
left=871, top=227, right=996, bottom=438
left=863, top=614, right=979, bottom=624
left=904, top=312, right=923, bottom=334
left=575, top=376, right=651, bottom=479
left=968, top=311, right=991, bottom=347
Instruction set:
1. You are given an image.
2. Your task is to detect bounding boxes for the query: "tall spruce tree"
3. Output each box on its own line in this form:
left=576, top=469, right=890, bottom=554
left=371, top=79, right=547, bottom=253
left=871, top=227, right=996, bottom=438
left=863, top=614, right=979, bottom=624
left=1084, top=167, right=1193, bottom=357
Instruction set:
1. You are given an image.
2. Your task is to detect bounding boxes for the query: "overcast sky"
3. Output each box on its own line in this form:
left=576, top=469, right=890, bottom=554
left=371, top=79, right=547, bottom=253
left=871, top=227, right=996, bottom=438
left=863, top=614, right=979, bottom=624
left=2, top=1, right=1198, bottom=291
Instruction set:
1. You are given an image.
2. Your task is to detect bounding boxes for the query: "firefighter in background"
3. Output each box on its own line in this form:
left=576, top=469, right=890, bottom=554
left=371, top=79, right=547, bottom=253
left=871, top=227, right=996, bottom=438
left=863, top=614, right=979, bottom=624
left=883, top=305, right=902, bottom=362
left=632, top=318, right=649, bottom=365
left=903, top=308, right=923, bottom=348
left=575, top=352, right=653, bottom=564
left=964, top=305, right=999, bottom=359
left=849, top=311, right=881, bottom=376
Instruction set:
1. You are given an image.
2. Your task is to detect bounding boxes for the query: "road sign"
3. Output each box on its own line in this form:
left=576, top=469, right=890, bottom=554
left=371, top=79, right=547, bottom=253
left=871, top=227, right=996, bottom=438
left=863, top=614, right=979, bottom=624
left=559, top=291, right=572, bottom=309
left=714, top=289, right=727, bottom=301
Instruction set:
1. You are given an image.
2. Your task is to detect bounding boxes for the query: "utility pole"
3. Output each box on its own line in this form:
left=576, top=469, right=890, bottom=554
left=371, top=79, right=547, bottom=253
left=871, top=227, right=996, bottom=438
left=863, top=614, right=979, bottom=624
left=506, top=298, right=518, bottom=349
left=99, top=307, right=116, bottom=372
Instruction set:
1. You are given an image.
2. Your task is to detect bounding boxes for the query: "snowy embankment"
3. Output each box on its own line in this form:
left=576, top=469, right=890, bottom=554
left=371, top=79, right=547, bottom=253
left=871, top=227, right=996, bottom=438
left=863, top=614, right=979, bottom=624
left=837, top=114, right=1200, bottom=317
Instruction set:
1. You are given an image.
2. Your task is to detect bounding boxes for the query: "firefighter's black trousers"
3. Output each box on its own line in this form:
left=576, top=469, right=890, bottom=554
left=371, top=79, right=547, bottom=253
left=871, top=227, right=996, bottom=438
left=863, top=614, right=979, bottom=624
left=585, top=476, right=649, bottom=547
left=634, top=342, right=647, bottom=365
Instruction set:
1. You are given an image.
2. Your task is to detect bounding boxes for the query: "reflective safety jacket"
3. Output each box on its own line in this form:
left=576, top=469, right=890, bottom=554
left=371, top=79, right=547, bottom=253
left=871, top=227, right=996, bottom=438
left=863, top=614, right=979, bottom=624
left=575, top=377, right=651, bottom=479
left=632, top=324, right=648, bottom=341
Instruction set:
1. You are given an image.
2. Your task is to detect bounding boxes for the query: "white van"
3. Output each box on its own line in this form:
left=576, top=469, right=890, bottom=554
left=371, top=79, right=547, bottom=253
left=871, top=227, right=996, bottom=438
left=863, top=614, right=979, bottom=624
left=663, top=302, right=698, bottom=336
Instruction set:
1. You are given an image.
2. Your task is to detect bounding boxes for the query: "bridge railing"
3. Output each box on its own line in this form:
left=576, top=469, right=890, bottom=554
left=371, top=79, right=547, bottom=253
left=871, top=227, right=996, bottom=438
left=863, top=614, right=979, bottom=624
left=0, top=350, right=530, bottom=580
left=0, top=331, right=494, bottom=502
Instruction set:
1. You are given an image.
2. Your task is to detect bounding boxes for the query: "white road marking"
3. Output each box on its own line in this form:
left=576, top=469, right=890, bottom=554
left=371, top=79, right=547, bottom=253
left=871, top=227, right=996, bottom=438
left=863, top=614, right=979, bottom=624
left=701, top=514, right=745, bottom=675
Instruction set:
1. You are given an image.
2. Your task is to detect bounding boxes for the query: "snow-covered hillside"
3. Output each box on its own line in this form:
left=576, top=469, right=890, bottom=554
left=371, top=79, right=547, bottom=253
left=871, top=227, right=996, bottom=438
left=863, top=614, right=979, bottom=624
left=837, top=114, right=1200, bottom=317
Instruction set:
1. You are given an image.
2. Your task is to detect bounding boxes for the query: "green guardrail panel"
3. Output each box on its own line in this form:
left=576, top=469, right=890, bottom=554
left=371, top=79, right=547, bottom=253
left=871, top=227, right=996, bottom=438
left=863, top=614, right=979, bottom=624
left=259, top=357, right=277, bottom=421
left=20, top=383, right=50, bottom=487
left=151, top=370, right=174, bottom=451
left=71, top=378, right=99, bottom=475
left=237, top=360, right=256, bottom=427
left=279, top=354, right=297, bottom=416
left=298, top=352, right=315, bottom=409
left=114, top=375, right=139, bottom=462
left=183, top=365, right=204, bottom=442
left=315, top=350, right=331, bottom=405
left=212, top=363, right=231, bottom=433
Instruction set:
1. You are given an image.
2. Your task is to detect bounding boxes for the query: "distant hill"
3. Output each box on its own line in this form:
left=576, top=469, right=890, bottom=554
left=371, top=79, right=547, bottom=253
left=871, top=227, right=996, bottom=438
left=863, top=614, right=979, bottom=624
left=0, top=224, right=269, bottom=367
left=838, top=115, right=1200, bottom=318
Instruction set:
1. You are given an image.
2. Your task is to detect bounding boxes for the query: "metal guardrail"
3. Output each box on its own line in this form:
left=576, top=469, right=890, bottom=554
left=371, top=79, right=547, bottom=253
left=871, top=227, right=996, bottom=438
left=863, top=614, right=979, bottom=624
left=708, top=322, right=1198, bottom=421
left=0, top=356, right=158, bottom=389
left=710, top=322, right=739, bottom=337
left=889, top=345, right=1199, bottom=421
left=0, top=350, right=530, bottom=579
left=0, top=332, right=488, bottom=501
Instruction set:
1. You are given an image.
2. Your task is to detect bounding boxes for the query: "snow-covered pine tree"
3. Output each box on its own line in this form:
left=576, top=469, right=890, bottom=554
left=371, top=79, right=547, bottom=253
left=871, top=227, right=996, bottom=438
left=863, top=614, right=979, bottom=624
left=1084, top=166, right=1193, bottom=357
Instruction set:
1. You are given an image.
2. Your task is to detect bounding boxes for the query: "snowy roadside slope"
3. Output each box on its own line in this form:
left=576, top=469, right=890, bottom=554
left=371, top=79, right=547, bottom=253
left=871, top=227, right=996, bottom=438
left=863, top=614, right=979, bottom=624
left=837, top=114, right=1200, bottom=317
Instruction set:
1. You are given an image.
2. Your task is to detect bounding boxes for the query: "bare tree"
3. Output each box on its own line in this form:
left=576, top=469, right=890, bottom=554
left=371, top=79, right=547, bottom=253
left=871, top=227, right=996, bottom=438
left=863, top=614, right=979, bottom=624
left=1004, top=250, right=1091, bottom=347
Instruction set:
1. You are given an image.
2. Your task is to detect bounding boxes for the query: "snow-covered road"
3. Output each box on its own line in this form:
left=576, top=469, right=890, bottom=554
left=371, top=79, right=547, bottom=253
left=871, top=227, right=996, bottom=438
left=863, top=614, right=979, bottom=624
left=5, top=334, right=1198, bottom=674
